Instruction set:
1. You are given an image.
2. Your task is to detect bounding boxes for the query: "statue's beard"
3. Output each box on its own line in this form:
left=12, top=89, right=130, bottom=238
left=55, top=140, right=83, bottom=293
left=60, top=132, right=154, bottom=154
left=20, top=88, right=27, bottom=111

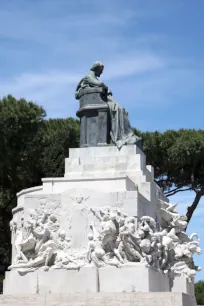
left=95, top=72, right=101, bottom=77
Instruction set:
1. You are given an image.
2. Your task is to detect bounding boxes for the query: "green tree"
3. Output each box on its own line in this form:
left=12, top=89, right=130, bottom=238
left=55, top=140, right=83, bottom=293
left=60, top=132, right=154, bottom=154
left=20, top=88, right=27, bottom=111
left=40, top=118, right=80, bottom=177
left=0, top=95, right=46, bottom=289
left=195, top=281, right=204, bottom=305
left=136, top=129, right=204, bottom=228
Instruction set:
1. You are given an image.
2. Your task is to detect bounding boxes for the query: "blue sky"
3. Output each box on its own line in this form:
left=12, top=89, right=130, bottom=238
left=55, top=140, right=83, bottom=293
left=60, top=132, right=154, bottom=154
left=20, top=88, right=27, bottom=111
left=0, top=0, right=204, bottom=281
left=171, top=191, right=204, bottom=282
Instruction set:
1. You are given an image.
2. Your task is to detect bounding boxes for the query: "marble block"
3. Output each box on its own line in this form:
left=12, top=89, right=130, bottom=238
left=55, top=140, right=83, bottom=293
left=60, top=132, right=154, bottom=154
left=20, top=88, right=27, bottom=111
left=171, top=276, right=196, bottom=305
left=171, top=276, right=195, bottom=295
left=3, top=267, right=98, bottom=295
left=3, top=270, right=37, bottom=295
left=98, top=264, right=170, bottom=293
left=65, top=145, right=147, bottom=177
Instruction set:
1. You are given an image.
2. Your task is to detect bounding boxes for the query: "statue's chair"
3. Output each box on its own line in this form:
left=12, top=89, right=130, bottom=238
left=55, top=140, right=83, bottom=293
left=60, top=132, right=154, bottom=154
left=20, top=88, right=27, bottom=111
left=76, top=88, right=111, bottom=147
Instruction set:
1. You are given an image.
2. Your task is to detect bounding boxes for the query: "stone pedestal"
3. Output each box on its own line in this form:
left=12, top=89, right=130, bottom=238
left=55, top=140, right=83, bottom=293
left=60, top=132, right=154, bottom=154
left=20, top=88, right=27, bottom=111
left=171, top=276, right=196, bottom=305
left=98, top=264, right=170, bottom=293
left=3, top=145, right=197, bottom=305
left=76, top=88, right=111, bottom=147
left=171, top=276, right=195, bottom=296
left=0, top=293, right=196, bottom=306
left=3, top=264, right=170, bottom=295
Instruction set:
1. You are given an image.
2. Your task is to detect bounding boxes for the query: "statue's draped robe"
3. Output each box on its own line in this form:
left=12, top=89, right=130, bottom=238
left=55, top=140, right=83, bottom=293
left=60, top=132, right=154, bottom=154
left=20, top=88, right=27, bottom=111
left=75, top=71, right=141, bottom=149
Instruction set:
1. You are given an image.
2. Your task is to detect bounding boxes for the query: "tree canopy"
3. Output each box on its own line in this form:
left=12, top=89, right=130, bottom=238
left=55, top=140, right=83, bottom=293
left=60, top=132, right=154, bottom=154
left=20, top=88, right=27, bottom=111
left=40, top=118, right=80, bottom=178
left=195, top=281, right=204, bottom=305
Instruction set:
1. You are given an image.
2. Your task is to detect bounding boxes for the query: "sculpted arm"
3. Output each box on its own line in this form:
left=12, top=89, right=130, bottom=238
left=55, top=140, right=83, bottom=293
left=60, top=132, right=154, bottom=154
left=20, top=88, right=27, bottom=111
left=32, top=227, right=46, bottom=239
left=90, top=208, right=102, bottom=222
left=84, top=75, right=104, bottom=87
left=86, top=241, right=93, bottom=262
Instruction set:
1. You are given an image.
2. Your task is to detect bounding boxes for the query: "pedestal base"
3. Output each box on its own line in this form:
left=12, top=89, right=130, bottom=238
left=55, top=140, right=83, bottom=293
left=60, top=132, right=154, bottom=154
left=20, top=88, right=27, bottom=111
left=171, top=275, right=195, bottom=297
left=4, top=263, right=196, bottom=305
left=3, top=267, right=98, bottom=294
left=4, top=264, right=173, bottom=295
left=98, top=264, right=170, bottom=292
left=0, top=293, right=196, bottom=306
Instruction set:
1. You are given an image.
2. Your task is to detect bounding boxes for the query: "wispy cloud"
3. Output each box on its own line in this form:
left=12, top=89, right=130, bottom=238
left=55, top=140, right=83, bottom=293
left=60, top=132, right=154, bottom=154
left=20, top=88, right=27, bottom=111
left=1, top=51, right=204, bottom=121
left=0, top=51, right=169, bottom=115
left=105, top=53, right=167, bottom=80
left=0, top=3, right=136, bottom=49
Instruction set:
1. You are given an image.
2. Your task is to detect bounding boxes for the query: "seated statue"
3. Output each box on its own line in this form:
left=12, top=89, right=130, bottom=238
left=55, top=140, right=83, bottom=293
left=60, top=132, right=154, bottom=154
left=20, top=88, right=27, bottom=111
left=75, top=61, right=141, bottom=149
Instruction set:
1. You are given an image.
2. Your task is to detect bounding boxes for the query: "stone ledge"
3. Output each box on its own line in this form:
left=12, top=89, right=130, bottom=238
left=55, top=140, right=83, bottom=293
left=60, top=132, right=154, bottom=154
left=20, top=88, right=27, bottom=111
left=0, top=292, right=196, bottom=306
left=42, top=176, right=138, bottom=193
left=69, top=144, right=144, bottom=158
left=17, top=186, right=43, bottom=198
left=42, top=175, right=128, bottom=182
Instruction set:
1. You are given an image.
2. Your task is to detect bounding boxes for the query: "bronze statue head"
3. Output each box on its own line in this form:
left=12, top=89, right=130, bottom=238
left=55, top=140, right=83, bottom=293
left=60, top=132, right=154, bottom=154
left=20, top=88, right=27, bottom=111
left=90, top=61, right=104, bottom=77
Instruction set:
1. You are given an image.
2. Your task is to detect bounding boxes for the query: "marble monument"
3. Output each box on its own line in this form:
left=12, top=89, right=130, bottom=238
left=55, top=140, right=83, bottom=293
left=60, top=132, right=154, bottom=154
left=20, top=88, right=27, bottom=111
left=3, top=62, right=201, bottom=306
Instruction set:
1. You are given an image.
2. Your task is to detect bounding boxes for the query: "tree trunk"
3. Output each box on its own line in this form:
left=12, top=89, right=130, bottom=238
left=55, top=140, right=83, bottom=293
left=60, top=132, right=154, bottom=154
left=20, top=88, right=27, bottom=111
left=186, top=191, right=202, bottom=227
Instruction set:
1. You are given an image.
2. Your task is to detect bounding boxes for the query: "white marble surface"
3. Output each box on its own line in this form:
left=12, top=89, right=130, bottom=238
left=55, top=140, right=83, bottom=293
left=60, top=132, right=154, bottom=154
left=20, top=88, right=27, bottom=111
left=4, top=145, right=200, bottom=298
left=3, top=267, right=98, bottom=294
left=99, top=264, right=170, bottom=292
left=0, top=293, right=196, bottom=306
left=171, top=276, right=195, bottom=297
left=7, top=196, right=201, bottom=286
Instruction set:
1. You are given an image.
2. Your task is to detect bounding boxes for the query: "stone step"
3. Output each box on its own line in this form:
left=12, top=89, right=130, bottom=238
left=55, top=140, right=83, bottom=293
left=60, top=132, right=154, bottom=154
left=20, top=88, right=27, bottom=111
left=69, top=145, right=144, bottom=158
left=65, top=154, right=146, bottom=173
left=0, top=292, right=196, bottom=306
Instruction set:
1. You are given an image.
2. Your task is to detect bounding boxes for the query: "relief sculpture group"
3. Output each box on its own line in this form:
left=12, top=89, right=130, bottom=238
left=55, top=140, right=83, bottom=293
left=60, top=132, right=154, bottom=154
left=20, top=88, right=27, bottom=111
left=9, top=199, right=202, bottom=283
